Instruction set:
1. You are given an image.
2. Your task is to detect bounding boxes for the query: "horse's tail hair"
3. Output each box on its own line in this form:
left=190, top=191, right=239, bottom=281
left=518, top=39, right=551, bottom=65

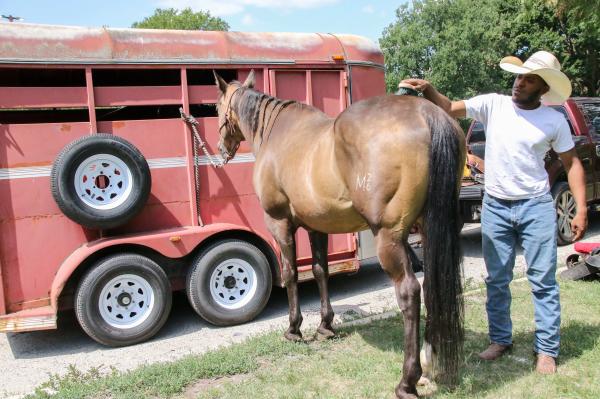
left=422, top=110, right=465, bottom=385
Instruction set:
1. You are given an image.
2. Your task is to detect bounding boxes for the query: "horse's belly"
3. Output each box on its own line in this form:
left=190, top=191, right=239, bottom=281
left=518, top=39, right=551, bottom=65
left=292, top=201, right=368, bottom=234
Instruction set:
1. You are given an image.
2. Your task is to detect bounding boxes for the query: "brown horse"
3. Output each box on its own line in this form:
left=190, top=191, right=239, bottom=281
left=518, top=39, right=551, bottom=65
left=214, top=71, right=465, bottom=398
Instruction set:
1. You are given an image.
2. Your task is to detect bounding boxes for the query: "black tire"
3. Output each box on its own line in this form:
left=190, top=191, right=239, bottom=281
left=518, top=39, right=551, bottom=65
left=187, top=240, right=272, bottom=326
left=75, top=254, right=172, bottom=347
left=552, top=182, right=576, bottom=246
left=51, top=134, right=151, bottom=230
left=560, top=262, right=598, bottom=281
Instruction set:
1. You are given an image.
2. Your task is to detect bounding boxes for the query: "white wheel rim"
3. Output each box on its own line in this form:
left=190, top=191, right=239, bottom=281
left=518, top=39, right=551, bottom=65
left=98, top=274, right=155, bottom=329
left=74, top=154, right=133, bottom=210
left=209, top=259, right=258, bottom=310
left=557, top=190, right=576, bottom=239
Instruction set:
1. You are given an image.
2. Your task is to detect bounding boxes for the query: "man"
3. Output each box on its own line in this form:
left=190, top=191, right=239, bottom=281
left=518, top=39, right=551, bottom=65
left=401, top=51, right=588, bottom=374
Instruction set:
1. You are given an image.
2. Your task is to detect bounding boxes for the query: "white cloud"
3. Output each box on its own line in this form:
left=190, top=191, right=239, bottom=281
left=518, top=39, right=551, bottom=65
left=157, top=0, right=340, bottom=16
left=362, top=5, right=375, bottom=14
left=242, top=14, right=254, bottom=25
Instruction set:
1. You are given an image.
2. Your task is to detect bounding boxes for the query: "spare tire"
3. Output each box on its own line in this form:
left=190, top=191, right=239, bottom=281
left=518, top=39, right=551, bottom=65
left=51, top=134, right=151, bottom=230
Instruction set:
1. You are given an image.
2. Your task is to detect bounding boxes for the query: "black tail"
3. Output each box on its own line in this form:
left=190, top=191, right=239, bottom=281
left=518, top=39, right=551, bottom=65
left=422, top=111, right=465, bottom=385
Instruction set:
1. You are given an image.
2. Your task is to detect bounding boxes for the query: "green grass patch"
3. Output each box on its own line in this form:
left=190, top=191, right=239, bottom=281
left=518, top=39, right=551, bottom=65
left=28, top=279, right=600, bottom=399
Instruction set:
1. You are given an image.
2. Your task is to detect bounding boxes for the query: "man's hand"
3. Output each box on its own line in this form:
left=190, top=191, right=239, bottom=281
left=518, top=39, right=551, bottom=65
left=558, top=149, right=587, bottom=241
left=398, top=78, right=466, bottom=118
left=571, top=210, right=588, bottom=241
left=399, top=78, right=431, bottom=94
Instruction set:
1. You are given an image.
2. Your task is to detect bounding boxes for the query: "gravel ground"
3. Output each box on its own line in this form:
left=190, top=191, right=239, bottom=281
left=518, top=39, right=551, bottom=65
left=2, top=216, right=600, bottom=398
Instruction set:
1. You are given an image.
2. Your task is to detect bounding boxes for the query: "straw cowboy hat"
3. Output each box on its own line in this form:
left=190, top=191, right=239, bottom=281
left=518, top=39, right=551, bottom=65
left=499, top=50, right=572, bottom=103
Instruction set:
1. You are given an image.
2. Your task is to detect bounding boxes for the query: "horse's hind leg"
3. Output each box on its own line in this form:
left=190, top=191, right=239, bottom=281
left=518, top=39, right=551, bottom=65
left=264, top=214, right=303, bottom=341
left=308, top=231, right=335, bottom=338
left=376, top=228, right=422, bottom=399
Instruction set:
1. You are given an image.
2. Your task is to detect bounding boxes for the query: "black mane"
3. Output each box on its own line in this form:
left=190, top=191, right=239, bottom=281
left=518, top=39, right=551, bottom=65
left=235, top=87, right=295, bottom=137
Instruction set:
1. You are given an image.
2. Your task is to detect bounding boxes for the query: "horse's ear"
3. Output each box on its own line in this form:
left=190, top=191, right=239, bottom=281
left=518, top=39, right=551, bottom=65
left=243, top=70, right=255, bottom=89
left=213, top=70, right=229, bottom=94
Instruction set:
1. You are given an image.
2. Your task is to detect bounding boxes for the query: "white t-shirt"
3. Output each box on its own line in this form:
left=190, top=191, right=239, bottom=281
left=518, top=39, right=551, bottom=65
left=465, top=94, right=574, bottom=200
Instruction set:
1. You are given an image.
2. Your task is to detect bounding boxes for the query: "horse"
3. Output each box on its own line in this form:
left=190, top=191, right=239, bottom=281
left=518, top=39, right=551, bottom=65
left=213, top=71, right=465, bottom=398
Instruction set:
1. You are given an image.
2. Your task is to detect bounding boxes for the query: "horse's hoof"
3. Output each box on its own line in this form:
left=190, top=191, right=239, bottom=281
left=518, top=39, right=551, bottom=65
left=395, top=392, right=418, bottom=399
left=417, top=376, right=431, bottom=386
left=284, top=331, right=303, bottom=342
left=316, top=325, right=336, bottom=340
left=395, top=385, right=419, bottom=399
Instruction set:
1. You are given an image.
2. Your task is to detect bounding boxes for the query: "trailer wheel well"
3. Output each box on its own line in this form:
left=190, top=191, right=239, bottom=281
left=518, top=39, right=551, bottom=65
left=57, top=244, right=174, bottom=311
left=189, top=230, right=281, bottom=287
left=59, top=231, right=282, bottom=310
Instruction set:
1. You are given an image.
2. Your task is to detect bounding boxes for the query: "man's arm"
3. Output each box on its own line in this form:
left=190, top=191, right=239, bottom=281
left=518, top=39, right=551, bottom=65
left=400, top=78, right=466, bottom=118
left=558, top=149, right=588, bottom=240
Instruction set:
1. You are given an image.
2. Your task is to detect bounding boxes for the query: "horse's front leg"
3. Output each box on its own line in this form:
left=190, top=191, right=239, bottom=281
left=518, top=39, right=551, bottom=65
left=308, top=231, right=335, bottom=339
left=264, top=214, right=303, bottom=341
left=376, top=229, right=422, bottom=399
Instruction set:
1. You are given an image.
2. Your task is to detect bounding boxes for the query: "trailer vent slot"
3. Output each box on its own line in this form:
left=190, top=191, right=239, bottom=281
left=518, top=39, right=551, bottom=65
left=0, top=68, right=86, bottom=87
left=187, top=69, right=237, bottom=85
left=92, top=69, right=180, bottom=86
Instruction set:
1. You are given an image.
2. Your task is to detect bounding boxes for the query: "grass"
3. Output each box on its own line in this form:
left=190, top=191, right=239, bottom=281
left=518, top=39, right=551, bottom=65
left=27, top=279, right=600, bottom=399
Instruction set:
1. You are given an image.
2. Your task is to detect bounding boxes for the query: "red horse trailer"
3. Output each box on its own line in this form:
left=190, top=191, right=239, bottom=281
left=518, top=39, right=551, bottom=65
left=0, top=23, right=385, bottom=346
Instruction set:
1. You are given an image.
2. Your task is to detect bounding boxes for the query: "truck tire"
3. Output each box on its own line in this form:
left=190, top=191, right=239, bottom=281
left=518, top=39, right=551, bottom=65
left=51, top=134, right=151, bottom=230
left=187, top=240, right=272, bottom=326
left=552, top=182, right=576, bottom=246
left=75, top=254, right=172, bottom=347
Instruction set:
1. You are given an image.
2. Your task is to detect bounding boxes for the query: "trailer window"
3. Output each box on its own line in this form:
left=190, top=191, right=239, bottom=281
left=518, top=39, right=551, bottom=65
left=189, top=104, right=217, bottom=118
left=188, top=69, right=237, bottom=85
left=0, top=68, right=86, bottom=87
left=0, top=108, right=89, bottom=124
left=95, top=105, right=183, bottom=121
left=92, top=69, right=180, bottom=86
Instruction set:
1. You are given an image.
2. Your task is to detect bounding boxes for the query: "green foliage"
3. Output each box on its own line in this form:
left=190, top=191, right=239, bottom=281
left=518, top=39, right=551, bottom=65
left=131, top=7, right=229, bottom=31
left=381, top=0, right=599, bottom=98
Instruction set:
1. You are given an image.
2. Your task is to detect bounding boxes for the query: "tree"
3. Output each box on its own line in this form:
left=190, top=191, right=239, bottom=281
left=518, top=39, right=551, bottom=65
left=132, top=8, right=229, bottom=31
left=538, top=0, right=600, bottom=96
left=380, top=0, right=599, bottom=98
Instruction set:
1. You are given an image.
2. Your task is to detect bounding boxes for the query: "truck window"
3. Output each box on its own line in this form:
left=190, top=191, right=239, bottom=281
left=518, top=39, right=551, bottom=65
left=468, top=121, right=486, bottom=160
left=577, top=101, right=600, bottom=134
left=470, top=121, right=486, bottom=142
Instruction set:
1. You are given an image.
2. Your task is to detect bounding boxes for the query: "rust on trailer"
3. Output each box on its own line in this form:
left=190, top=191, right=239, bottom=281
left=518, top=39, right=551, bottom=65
left=0, top=306, right=56, bottom=332
left=0, top=23, right=386, bottom=340
left=297, top=260, right=359, bottom=283
left=0, top=23, right=383, bottom=67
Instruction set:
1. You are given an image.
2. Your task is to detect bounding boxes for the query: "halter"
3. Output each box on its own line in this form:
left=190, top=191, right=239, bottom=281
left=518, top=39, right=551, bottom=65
left=217, top=86, right=243, bottom=162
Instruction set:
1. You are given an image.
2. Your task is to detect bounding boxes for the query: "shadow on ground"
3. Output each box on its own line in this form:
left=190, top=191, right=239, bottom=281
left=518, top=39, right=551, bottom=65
left=349, top=315, right=600, bottom=397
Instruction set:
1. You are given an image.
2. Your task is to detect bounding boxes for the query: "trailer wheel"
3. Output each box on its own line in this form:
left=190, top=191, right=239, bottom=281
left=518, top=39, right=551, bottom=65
left=187, top=240, right=272, bottom=326
left=552, top=182, right=576, bottom=246
left=75, top=254, right=172, bottom=347
left=51, top=134, right=151, bottom=230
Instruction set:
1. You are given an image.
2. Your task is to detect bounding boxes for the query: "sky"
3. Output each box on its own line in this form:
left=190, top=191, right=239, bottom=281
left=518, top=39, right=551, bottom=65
left=0, top=0, right=408, bottom=43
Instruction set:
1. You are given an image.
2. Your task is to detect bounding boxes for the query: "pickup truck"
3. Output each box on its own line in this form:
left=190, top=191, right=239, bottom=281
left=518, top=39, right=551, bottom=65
left=460, top=97, right=600, bottom=245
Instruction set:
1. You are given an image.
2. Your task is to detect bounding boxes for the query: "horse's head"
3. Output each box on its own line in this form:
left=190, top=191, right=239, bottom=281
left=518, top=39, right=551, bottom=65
left=214, top=70, right=255, bottom=163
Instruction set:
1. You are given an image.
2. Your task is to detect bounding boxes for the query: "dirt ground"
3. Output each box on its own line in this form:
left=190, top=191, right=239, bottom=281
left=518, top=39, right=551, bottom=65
left=2, top=217, right=600, bottom=399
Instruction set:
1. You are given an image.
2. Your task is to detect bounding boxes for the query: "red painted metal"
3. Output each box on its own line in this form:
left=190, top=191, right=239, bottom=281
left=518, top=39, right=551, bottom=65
left=347, top=65, right=386, bottom=102
left=0, top=257, right=5, bottom=315
left=0, top=23, right=385, bottom=333
left=0, top=24, right=382, bottom=66
left=0, top=87, right=87, bottom=109
left=95, top=86, right=182, bottom=106
left=85, top=68, right=97, bottom=133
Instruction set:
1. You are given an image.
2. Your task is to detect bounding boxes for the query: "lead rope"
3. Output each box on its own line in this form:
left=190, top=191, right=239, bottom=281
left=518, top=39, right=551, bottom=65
left=180, top=108, right=225, bottom=169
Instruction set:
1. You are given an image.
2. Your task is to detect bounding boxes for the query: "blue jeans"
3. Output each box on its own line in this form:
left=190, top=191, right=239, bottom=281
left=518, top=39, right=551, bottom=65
left=481, top=193, right=560, bottom=357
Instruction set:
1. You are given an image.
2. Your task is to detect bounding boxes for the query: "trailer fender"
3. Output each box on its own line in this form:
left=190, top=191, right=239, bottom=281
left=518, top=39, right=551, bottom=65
left=49, top=224, right=278, bottom=310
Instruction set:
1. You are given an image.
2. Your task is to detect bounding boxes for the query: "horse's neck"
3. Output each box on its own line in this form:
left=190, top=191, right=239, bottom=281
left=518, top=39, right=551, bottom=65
left=237, top=90, right=312, bottom=153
